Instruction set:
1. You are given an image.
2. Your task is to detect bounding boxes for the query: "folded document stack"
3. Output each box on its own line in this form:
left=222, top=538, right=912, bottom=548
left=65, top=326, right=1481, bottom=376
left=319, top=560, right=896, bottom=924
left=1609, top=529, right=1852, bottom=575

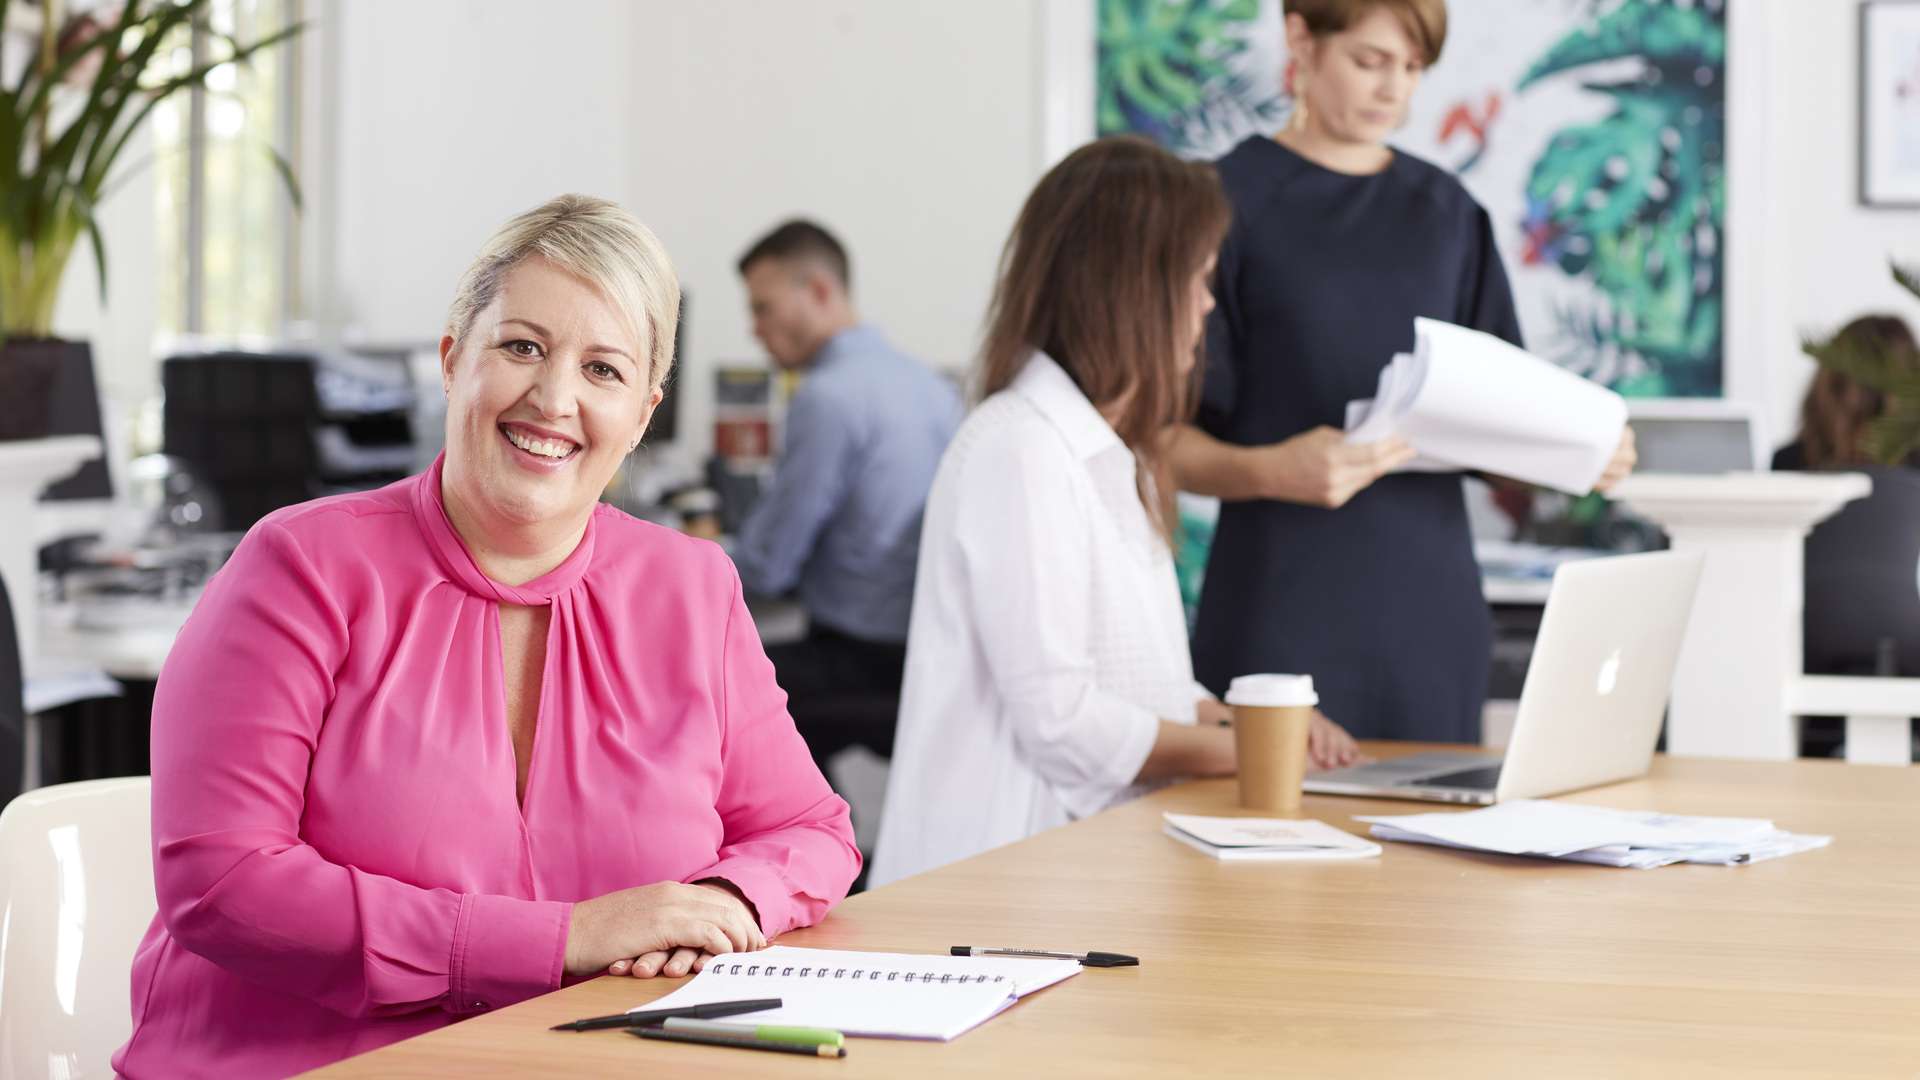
left=1357, top=800, right=1831, bottom=868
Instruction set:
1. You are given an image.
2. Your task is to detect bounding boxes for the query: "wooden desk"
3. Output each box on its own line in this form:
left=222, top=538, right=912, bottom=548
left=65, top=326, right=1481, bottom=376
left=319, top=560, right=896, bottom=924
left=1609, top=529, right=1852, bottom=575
left=309, top=750, right=1920, bottom=1078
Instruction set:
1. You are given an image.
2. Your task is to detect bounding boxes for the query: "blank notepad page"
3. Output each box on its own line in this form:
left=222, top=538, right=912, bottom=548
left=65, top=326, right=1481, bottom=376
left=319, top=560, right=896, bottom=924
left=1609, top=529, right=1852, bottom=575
left=632, top=946, right=1081, bottom=1040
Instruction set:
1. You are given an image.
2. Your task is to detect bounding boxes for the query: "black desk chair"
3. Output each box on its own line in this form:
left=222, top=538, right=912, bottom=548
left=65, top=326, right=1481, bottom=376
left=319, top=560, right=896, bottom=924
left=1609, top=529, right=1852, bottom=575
left=1800, top=465, right=1920, bottom=757
left=1804, top=465, right=1920, bottom=677
left=0, top=573, right=24, bottom=806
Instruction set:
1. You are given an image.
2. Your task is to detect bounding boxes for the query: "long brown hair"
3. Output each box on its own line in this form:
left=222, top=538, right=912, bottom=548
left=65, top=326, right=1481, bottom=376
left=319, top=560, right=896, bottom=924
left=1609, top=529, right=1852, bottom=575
left=1801, top=315, right=1920, bottom=468
left=976, top=135, right=1230, bottom=538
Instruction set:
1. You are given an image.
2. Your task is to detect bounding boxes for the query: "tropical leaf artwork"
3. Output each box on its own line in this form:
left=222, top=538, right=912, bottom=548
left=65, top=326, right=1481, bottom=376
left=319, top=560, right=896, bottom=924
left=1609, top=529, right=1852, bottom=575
left=1515, top=0, right=1726, bottom=396
left=1096, top=0, right=1284, bottom=157
left=1094, top=0, right=1728, bottom=398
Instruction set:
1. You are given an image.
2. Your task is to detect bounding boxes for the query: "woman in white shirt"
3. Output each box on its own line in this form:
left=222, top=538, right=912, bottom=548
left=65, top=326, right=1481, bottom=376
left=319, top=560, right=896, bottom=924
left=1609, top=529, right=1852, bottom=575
left=872, top=137, right=1359, bottom=886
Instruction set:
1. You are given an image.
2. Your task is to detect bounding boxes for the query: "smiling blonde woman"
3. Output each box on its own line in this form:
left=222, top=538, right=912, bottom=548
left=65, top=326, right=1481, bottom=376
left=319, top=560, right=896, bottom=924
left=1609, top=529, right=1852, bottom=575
left=114, top=195, right=859, bottom=1078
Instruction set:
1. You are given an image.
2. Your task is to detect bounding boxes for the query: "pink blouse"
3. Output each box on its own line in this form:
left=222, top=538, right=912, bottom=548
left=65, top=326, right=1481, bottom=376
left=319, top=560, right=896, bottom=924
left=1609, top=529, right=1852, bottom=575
left=113, top=457, right=859, bottom=1078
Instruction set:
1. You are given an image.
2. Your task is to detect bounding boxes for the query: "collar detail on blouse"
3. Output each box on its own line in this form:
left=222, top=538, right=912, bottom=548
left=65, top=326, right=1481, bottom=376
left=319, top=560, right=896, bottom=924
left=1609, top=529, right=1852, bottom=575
left=412, top=453, right=597, bottom=605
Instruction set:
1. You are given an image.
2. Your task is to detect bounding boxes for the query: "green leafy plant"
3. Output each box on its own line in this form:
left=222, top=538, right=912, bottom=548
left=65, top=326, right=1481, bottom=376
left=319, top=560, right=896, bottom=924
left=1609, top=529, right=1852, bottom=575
left=0, top=0, right=301, bottom=339
left=1096, top=0, right=1276, bottom=154
left=1799, top=262, right=1920, bottom=466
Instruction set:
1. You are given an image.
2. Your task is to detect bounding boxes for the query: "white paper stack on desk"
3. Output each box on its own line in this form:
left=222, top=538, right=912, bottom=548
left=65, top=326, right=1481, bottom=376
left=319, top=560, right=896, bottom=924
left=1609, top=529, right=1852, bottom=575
left=1162, top=812, right=1383, bottom=860
left=1344, top=317, right=1628, bottom=495
left=1356, top=800, right=1831, bottom=868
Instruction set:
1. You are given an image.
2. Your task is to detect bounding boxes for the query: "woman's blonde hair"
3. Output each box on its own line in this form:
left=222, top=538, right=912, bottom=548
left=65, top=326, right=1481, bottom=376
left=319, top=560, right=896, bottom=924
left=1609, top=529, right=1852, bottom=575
left=445, top=194, right=680, bottom=387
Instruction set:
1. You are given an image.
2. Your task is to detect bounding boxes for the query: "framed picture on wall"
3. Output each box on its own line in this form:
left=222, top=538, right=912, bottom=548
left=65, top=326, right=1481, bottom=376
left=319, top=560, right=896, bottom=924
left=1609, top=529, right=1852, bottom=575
left=1862, top=0, right=1920, bottom=206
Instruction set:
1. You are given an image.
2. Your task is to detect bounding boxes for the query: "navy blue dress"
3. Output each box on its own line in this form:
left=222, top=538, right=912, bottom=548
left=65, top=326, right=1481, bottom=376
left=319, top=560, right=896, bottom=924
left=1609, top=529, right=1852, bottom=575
left=1192, top=136, right=1522, bottom=743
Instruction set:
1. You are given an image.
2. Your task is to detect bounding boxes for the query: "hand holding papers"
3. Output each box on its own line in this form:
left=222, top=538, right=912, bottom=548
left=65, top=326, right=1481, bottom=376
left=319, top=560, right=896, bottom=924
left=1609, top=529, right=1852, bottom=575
left=1345, top=318, right=1629, bottom=495
left=1357, top=800, right=1831, bottom=868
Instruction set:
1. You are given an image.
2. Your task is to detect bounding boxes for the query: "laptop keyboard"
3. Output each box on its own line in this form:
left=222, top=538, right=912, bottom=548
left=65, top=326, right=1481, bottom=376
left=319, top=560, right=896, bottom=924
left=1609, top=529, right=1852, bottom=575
left=1414, top=764, right=1504, bottom=791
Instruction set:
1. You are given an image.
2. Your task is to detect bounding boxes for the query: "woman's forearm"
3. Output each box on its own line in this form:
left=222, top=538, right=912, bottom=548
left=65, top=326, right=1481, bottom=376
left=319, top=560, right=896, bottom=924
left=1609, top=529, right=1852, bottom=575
left=1135, top=720, right=1236, bottom=781
left=1164, top=424, right=1278, bottom=501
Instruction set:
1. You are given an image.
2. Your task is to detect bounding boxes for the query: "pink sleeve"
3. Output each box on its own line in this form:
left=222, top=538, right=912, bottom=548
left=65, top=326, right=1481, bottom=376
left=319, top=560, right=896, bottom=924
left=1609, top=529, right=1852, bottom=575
left=681, top=572, right=860, bottom=936
left=148, top=522, right=570, bottom=1018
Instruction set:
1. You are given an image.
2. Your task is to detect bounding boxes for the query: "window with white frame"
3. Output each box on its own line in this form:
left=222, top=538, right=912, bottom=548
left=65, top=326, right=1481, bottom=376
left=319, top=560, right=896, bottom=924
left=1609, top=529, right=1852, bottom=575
left=151, top=0, right=299, bottom=342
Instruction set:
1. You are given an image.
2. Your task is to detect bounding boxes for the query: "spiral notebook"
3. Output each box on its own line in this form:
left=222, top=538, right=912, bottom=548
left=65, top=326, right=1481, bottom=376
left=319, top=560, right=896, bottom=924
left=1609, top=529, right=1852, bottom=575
left=630, top=945, right=1082, bottom=1040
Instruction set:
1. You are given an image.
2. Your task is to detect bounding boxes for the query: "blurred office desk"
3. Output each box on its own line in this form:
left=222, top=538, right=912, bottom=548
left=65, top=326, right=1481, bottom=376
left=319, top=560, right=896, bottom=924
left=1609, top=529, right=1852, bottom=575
left=0, top=435, right=101, bottom=671
left=1477, top=539, right=1606, bottom=606
left=309, top=746, right=1920, bottom=1079
left=746, top=594, right=807, bottom=647
left=35, top=597, right=193, bottom=683
left=23, top=597, right=194, bottom=789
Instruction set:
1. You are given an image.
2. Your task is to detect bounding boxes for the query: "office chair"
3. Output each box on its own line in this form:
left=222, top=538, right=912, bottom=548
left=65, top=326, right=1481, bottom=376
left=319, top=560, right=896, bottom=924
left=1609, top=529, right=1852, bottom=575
left=1803, top=464, right=1920, bottom=677
left=0, top=776, right=156, bottom=1078
left=0, top=572, right=23, bottom=806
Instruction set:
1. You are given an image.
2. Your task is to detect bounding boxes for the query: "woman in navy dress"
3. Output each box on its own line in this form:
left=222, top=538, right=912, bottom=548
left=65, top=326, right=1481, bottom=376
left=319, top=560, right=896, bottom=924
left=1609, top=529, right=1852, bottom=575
left=1172, top=0, right=1636, bottom=742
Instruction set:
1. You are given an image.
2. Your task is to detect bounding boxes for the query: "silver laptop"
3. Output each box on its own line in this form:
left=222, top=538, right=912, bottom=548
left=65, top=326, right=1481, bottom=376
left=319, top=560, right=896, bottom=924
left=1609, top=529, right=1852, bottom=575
left=1302, top=549, right=1705, bottom=805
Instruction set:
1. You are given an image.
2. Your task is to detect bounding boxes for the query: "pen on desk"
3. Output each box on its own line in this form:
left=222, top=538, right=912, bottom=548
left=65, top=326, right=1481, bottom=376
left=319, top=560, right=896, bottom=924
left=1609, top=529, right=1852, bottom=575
left=630, top=1026, right=848, bottom=1058
left=950, top=946, right=1139, bottom=967
left=549, top=997, right=783, bottom=1032
left=663, top=1017, right=845, bottom=1048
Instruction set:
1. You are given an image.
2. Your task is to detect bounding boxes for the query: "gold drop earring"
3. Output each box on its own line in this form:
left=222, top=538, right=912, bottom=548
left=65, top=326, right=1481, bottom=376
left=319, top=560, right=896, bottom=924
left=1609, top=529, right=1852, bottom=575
left=1289, top=67, right=1311, bottom=133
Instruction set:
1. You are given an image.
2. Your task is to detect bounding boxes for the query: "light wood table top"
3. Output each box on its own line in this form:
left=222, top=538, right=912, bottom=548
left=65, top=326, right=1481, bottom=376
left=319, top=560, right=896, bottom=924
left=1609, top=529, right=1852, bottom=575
left=309, top=748, right=1920, bottom=1078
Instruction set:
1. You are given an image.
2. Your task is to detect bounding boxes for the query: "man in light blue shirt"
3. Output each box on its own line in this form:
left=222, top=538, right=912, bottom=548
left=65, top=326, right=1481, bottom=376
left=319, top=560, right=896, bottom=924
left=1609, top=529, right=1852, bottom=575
left=731, top=220, right=962, bottom=780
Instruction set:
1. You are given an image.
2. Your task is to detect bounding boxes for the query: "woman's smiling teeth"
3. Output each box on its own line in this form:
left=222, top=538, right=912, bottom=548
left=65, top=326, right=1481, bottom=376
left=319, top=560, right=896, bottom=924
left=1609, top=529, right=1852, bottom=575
left=502, top=426, right=579, bottom=459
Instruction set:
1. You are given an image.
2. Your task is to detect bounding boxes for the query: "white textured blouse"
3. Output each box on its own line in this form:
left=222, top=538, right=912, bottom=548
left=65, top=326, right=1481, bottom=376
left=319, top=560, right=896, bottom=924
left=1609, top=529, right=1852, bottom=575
left=870, top=353, right=1204, bottom=887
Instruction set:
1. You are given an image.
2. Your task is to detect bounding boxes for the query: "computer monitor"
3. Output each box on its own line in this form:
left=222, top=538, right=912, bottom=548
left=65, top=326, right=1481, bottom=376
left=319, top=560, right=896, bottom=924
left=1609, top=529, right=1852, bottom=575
left=1625, top=399, right=1765, bottom=474
left=41, top=349, right=112, bottom=501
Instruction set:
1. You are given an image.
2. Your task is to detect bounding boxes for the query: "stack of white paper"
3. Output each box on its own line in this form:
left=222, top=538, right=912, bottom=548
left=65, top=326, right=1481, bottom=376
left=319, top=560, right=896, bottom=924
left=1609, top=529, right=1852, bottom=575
left=1345, top=317, right=1628, bottom=494
left=1356, top=800, right=1830, bottom=868
left=1162, top=812, right=1383, bottom=861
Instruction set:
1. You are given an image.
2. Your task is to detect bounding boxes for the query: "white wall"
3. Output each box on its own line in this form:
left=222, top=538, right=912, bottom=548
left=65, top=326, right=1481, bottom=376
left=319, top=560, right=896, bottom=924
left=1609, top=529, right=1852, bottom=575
left=1732, top=0, right=1920, bottom=448
left=323, top=0, right=638, bottom=343
left=316, top=0, right=1048, bottom=456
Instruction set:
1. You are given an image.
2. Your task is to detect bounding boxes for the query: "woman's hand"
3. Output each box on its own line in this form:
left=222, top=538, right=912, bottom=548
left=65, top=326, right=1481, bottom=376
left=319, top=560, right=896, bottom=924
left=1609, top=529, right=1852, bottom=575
left=564, top=881, right=766, bottom=978
left=1308, top=710, right=1363, bottom=770
left=1593, top=426, right=1638, bottom=493
left=1262, top=427, right=1417, bottom=508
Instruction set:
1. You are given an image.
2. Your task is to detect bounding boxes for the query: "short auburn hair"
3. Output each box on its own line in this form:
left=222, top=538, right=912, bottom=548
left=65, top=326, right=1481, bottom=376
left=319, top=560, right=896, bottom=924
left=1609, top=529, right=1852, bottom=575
left=1285, top=0, right=1448, bottom=65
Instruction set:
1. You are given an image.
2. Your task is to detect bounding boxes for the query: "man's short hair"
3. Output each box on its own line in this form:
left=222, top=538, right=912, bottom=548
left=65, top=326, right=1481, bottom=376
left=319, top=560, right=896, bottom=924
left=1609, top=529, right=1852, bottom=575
left=737, top=219, right=851, bottom=291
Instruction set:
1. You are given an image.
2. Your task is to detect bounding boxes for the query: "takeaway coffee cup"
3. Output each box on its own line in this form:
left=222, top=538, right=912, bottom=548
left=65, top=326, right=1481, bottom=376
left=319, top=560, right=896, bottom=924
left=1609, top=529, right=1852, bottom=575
left=1225, top=674, right=1318, bottom=814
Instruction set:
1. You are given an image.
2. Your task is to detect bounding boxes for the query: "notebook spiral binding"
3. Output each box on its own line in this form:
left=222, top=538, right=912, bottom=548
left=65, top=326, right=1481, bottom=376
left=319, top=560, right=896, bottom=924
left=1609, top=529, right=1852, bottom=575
left=710, top=962, right=1007, bottom=985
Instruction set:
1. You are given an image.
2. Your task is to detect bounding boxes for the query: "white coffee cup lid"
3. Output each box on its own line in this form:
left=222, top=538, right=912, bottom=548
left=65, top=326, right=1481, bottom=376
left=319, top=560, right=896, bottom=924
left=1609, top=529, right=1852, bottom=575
left=1225, top=674, right=1317, bottom=708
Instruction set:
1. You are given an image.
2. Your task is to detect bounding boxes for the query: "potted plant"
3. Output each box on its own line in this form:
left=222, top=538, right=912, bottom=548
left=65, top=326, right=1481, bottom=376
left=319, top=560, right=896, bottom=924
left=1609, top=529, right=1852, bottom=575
left=0, top=0, right=299, bottom=439
left=1801, top=261, right=1920, bottom=465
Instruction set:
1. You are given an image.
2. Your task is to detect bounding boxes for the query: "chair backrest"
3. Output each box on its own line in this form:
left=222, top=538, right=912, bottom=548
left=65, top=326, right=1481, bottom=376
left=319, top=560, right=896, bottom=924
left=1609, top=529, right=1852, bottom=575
left=1804, top=465, right=1920, bottom=675
left=0, top=571, right=21, bottom=805
left=0, top=777, right=154, bottom=1080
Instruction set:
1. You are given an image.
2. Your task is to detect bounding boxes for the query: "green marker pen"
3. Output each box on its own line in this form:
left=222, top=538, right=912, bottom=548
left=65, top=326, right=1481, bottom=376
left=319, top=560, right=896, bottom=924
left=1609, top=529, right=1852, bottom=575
left=661, top=1017, right=846, bottom=1049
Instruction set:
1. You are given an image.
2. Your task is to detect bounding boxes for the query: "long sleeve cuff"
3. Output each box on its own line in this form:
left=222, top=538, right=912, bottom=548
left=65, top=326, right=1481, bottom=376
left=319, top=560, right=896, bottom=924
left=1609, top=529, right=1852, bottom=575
left=1055, top=704, right=1160, bottom=820
left=447, top=893, right=571, bottom=1015
left=684, top=857, right=827, bottom=939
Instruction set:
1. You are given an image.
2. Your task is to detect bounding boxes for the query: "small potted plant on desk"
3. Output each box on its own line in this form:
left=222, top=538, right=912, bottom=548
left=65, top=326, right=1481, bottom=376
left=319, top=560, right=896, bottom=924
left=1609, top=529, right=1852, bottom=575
left=0, top=0, right=299, bottom=439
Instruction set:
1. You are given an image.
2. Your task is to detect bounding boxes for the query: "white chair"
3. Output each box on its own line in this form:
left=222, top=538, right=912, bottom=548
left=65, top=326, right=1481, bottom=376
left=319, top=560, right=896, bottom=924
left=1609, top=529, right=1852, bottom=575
left=0, top=777, right=154, bottom=1080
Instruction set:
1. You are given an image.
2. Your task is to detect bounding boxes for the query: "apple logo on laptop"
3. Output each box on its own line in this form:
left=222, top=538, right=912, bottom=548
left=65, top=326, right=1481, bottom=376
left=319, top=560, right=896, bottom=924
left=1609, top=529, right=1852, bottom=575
left=1596, top=648, right=1622, bottom=696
